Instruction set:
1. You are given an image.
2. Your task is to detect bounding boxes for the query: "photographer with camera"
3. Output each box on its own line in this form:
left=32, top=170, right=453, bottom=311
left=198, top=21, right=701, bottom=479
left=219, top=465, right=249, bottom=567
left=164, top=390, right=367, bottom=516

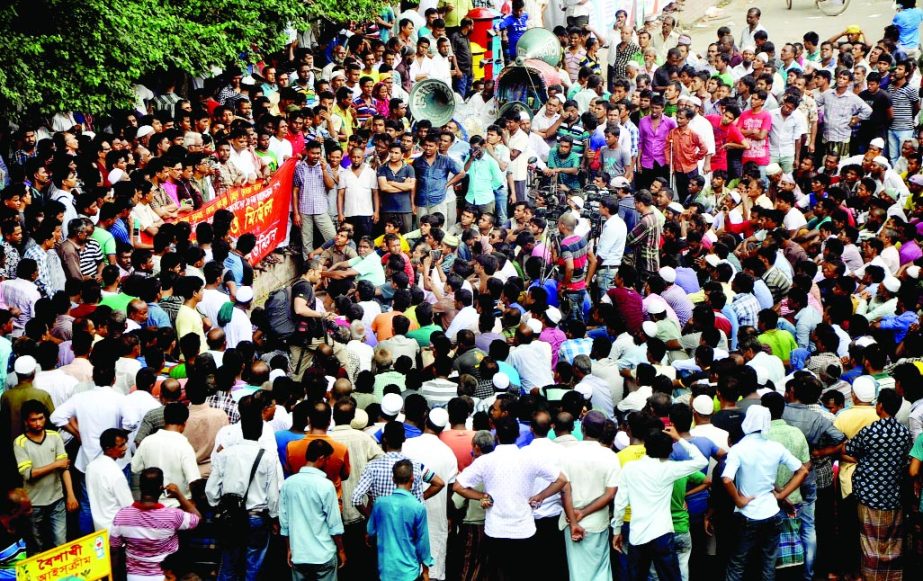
left=551, top=213, right=595, bottom=324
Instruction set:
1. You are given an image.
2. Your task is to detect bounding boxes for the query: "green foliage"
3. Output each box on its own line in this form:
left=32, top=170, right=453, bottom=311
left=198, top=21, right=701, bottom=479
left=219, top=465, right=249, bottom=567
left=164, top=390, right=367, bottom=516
left=0, top=0, right=388, bottom=119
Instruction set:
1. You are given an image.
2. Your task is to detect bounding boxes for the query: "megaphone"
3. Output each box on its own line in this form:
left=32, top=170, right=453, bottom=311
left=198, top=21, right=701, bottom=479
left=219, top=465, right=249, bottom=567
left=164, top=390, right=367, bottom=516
left=515, top=28, right=562, bottom=67
left=497, top=101, right=532, bottom=124
left=409, top=79, right=457, bottom=128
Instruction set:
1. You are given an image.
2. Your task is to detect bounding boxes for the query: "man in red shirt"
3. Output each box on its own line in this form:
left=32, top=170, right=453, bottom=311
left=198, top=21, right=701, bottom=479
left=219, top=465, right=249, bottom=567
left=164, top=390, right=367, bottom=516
left=606, top=264, right=644, bottom=335
left=706, top=102, right=749, bottom=180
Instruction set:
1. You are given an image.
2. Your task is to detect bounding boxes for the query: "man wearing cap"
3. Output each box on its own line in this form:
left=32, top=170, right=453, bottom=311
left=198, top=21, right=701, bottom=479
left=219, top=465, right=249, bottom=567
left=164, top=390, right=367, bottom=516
left=0, top=356, right=55, bottom=440
left=625, top=190, right=662, bottom=281
left=403, top=408, right=459, bottom=581
left=722, top=406, right=810, bottom=581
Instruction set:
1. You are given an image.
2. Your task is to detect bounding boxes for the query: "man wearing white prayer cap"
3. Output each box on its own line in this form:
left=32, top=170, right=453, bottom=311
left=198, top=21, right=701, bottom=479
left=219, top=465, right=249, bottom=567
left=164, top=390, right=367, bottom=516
left=722, top=405, right=809, bottom=579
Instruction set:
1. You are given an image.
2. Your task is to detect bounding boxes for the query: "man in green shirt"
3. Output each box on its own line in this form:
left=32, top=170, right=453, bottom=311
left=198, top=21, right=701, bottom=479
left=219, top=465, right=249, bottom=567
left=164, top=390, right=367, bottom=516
left=545, top=136, right=582, bottom=191
left=0, top=356, right=55, bottom=441
left=407, top=303, right=441, bottom=348
left=464, top=135, right=505, bottom=213
left=323, top=236, right=386, bottom=287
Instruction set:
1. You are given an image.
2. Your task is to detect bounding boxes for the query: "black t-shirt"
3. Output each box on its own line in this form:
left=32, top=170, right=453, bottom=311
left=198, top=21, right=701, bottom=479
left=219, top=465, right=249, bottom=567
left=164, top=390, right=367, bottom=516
left=858, top=89, right=892, bottom=138
left=712, top=408, right=744, bottom=443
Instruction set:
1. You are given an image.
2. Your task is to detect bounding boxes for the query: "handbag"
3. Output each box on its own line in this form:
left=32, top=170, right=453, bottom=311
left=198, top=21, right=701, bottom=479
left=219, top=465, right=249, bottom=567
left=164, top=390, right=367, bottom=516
left=214, top=448, right=265, bottom=546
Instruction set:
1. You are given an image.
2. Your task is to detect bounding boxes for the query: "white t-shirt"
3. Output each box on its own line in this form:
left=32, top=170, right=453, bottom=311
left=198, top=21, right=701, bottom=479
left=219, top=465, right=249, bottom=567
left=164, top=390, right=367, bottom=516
left=339, top=165, right=378, bottom=217
left=508, top=129, right=530, bottom=181
left=783, top=207, right=807, bottom=231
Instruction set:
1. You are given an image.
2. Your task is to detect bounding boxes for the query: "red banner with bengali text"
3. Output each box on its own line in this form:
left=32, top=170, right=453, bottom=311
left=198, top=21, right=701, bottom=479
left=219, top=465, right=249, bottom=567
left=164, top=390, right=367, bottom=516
left=184, top=158, right=295, bottom=264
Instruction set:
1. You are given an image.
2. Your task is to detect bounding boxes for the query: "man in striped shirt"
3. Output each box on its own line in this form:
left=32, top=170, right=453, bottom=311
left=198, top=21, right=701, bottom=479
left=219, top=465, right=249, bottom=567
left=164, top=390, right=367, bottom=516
left=556, top=213, right=593, bottom=324
left=887, top=60, right=920, bottom=165
left=110, top=467, right=200, bottom=579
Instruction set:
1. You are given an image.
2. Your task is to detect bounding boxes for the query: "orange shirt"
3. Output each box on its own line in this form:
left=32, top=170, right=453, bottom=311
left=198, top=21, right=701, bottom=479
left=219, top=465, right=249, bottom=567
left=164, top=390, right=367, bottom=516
left=371, top=310, right=420, bottom=341
left=286, top=434, right=351, bottom=502
left=666, top=126, right=707, bottom=174
left=439, top=429, right=476, bottom=472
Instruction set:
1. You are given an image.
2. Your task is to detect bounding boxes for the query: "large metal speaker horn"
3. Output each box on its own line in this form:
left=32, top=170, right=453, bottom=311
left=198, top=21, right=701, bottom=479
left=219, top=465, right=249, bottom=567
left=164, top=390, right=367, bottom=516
left=515, top=28, right=561, bottom=67
left=409, top=79, right=457, bottom=128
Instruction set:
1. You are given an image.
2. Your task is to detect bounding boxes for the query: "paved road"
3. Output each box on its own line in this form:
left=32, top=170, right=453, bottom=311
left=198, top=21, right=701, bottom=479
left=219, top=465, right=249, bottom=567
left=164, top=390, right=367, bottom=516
left=685, top=0, right=896, bottom=50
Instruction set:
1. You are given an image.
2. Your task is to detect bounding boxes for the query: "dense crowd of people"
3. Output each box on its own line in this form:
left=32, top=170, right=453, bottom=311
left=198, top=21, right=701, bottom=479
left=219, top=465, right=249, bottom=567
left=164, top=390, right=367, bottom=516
left=4, top=0, right=923, bottom=580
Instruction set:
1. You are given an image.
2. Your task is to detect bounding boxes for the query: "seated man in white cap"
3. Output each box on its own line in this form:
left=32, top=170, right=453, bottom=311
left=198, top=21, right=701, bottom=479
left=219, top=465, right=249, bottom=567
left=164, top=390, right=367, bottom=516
left=222, top=285, right=254, bottom=349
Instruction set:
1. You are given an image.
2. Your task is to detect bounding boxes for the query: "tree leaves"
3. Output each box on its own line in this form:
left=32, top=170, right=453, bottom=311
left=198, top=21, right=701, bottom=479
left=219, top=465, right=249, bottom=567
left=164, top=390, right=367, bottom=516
left=0, top=0, right=388, bottom=119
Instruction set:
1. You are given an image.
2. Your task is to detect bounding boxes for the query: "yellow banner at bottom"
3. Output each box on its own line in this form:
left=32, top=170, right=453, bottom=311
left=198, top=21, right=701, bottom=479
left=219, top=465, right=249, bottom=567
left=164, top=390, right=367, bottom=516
left=16, top=530, right=110, bottom=581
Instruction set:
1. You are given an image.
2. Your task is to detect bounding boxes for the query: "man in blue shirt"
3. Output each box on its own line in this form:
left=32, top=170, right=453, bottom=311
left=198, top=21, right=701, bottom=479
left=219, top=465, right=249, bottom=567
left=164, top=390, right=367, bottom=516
left=496, top=0, right=529, bottom=61
left=279, top=439, right=346, bottom=580
left=893, top=0, right=923, bottom=53
left=367, top=459, right=433, bottom=581
left=412, top=135, right=464, bottom=224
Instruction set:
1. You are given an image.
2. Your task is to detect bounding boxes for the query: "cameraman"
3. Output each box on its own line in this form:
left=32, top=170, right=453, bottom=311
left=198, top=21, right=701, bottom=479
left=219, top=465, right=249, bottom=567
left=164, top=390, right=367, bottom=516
left=552, top=213, right=595, bottom=324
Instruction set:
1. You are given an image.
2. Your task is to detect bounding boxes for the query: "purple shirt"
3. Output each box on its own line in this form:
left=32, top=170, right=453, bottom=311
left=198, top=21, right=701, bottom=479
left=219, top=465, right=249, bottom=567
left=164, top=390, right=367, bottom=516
left=638, top=114, right=677, bottom=169
left=899, top=239, right=922, bottom=264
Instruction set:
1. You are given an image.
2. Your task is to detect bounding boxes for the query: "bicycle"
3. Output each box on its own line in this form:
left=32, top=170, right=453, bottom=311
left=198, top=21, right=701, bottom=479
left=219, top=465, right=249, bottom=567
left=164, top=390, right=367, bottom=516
left=787, top=0, right=851, bottom=16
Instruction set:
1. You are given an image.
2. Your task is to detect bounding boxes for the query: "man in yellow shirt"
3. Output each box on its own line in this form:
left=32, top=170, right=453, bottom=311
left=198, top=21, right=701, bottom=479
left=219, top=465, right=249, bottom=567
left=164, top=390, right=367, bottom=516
left=833, top=375, right=880, bottom=577
left=438, top=0, right=473, bottom=32
left=174, top=276, right=207, bottom=355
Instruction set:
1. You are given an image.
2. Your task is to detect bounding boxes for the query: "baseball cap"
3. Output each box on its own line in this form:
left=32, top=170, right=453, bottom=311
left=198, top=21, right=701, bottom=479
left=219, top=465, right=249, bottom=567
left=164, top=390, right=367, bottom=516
left=611, top=176, right=632, bottom=189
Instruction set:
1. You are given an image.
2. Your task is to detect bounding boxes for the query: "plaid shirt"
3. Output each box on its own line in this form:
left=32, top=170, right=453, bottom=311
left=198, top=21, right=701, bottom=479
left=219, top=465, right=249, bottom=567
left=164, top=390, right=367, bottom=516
left=13, top=149, right=35, bottom=168
left=351, top=451, right=434, bottom=506
left=293, top=160, right=328, bottom=215
left=626, top=210, right=661, bottom=276
left=732, top=293, right=761, bottom=327
left=23, top=245, right=51, bottom=298
left=816, top=89, right=872, bottom=143
left=782, top=403, right=844, bottom=490
left=805, top=351, right=842, bottom=378
left=557, top=338, right=593, bottom=365
left=207, top=391, right=239, bottom=424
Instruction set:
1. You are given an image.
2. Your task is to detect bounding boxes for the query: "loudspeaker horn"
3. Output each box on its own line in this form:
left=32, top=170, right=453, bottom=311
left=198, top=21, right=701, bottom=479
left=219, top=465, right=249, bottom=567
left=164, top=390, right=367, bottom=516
left=515, top=28, right=561, bottom=67
left=409, top=79, right=457, bottom=128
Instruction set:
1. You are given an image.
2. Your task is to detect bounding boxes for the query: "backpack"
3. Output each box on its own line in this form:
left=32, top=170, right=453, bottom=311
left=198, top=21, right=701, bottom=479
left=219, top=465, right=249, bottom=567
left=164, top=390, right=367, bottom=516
left=214, top=448, right=264, bottom=546
left=264, top=287, right=297, bottom=341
